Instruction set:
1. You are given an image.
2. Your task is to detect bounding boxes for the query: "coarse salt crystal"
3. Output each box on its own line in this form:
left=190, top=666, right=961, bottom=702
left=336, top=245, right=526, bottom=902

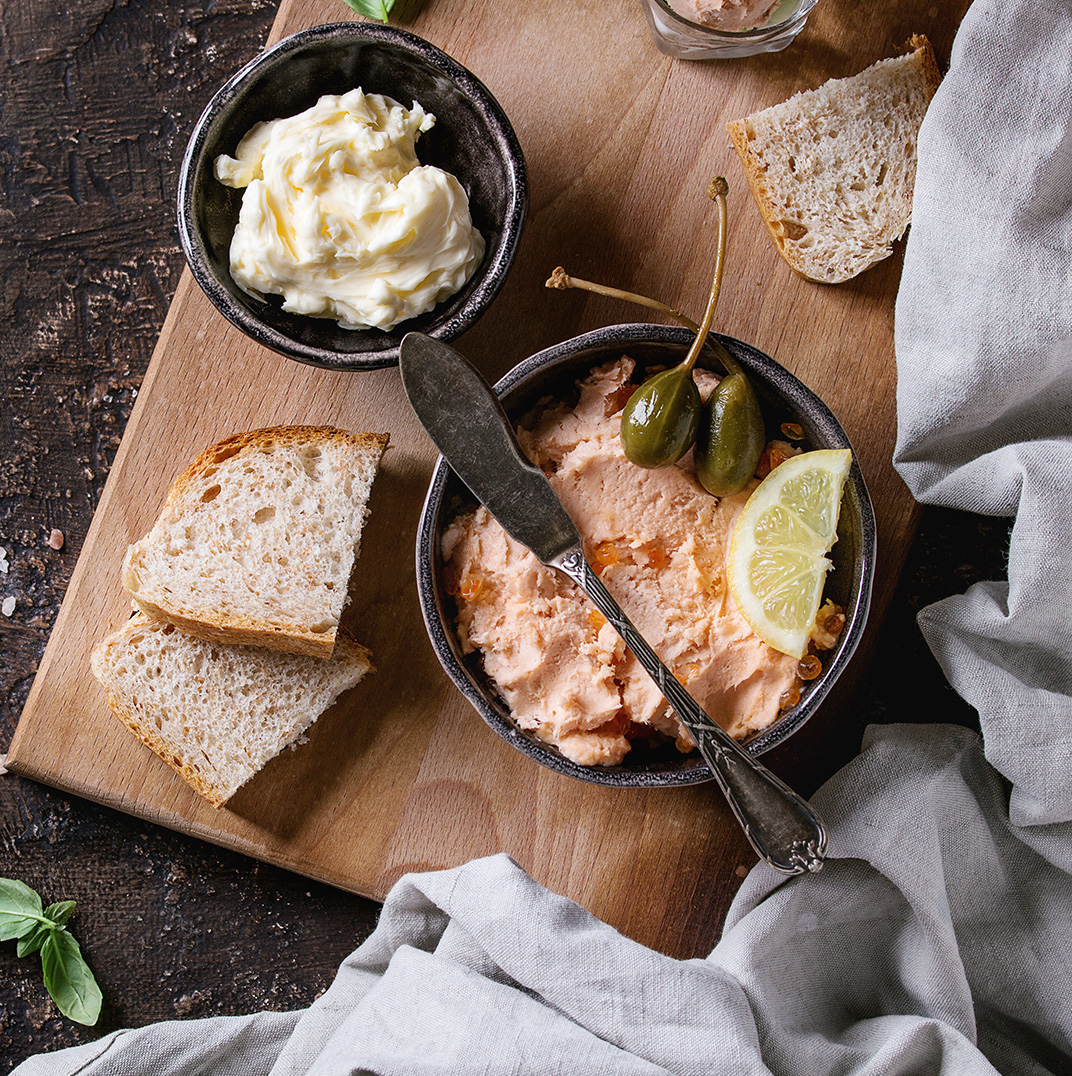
left=1, top=596, right=15, bottom=617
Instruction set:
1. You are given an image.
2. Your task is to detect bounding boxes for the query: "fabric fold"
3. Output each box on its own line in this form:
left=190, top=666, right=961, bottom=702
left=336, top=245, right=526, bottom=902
left=893, top=0, right=1072, bottom=826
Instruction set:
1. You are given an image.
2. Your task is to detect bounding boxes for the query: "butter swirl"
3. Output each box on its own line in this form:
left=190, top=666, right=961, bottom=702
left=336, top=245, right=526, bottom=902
left=214, top=89, right=485, bottom=331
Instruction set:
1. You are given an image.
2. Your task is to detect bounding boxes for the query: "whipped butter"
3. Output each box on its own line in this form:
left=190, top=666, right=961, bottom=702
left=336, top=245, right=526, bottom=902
left=214, top=89, right=485, bottom=331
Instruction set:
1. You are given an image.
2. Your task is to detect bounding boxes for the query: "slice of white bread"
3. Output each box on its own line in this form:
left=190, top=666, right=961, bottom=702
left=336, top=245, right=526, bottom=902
left=727, top=35, right=942, bottom=284
left=122, top=426, right=388, bottom=658
left=90, top=612, right=373, bottom=806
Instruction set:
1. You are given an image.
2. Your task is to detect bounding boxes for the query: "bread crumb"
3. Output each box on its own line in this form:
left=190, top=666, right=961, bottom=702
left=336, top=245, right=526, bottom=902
left=734, top=864, right=750, bottom=879
left=2, top=596, right=15, bottom=617
left=48, top=529, right=65, bottom=550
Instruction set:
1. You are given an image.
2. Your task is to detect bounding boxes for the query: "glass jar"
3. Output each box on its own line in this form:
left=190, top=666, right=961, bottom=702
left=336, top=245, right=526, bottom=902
left=640, top=0, right=820, bottom=59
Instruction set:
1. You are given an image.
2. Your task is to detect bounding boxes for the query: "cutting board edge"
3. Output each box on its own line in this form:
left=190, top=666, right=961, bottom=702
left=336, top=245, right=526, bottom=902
left=6, top=271, right=206, bottom=762
left=2, top=753, right=389, bottom=902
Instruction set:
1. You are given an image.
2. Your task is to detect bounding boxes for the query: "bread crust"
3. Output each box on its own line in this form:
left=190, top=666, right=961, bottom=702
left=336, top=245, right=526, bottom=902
left=727, top=117, right=802, bottom=274
left=160, top=426, right=388, bottom=514
left=727, top=35, right=943, bottom=284
left=105, top=686, right=230, bottom=807
left=91, top=613, right=373, bottom=807
left=120, top=594, right=341, bottom=658
left=122, top=425, right=389, bottom=657
left=906, top=33, right=944, bottom=101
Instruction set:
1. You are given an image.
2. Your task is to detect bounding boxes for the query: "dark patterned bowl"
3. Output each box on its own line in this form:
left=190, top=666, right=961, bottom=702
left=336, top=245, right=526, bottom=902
left=415, top=323, right=876, bottom=786
left=178, top=22, right=526, bottom=371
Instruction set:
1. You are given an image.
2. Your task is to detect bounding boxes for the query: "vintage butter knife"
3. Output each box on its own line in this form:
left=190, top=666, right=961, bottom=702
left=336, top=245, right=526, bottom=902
left=400, top=332, right=827, bottom=875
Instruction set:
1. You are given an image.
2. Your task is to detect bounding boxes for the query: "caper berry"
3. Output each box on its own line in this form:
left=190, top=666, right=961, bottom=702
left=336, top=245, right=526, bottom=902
left=620, top=367, right=702, bottom=469
left=551, top=176, right=768, bottom=494
left=616, top=177, right=729, bottom=471
left=694, top=369, right=765, bottom=496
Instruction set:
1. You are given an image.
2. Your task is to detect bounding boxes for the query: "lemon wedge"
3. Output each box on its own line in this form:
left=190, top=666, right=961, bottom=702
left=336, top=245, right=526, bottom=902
left=727, top=448, right=852, bottom=659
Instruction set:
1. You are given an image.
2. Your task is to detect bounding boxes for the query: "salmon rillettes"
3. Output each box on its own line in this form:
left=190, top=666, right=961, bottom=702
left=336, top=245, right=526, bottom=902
left=442, top=358, right=831, bottom=766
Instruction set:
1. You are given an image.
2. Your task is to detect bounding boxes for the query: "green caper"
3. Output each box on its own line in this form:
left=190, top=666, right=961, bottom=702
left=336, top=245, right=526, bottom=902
left=617, top=178, right=729, bottom=468
left=695, top=369, right=765, bottom=496
left=620, top=366, right=702, bottom=468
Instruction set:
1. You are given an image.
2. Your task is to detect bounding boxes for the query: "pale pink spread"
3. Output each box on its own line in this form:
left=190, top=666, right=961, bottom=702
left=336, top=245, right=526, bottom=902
left=669, top=0, right=782, bottom=32
left=441, top=358, right=800, bottom=767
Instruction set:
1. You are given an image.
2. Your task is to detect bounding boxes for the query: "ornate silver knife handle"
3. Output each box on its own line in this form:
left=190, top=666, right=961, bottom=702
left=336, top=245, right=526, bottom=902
left=553, top=548, right=827, bottom=876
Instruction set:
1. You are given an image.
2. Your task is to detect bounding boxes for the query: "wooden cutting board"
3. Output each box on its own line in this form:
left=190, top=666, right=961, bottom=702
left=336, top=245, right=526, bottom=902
left=7, top=0, right=969, bottom=958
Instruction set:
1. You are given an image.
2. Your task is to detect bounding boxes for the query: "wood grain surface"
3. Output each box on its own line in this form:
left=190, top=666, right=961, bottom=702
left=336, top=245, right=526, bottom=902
left=7, top=0, right=972, bottom=962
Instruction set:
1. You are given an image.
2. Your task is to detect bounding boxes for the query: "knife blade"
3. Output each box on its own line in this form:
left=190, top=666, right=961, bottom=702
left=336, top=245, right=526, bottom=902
left=399, top=332, right=581, bottom=566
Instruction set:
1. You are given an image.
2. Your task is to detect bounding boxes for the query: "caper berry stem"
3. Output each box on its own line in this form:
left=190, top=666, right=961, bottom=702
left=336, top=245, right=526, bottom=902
left=545, top=267, right=700, bottom=332
left=679, top=177, right=729, bottom=377
left=545, top=180, right=744, bottom=380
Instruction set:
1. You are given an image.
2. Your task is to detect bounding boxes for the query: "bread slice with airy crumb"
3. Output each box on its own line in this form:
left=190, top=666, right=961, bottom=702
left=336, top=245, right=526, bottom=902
left=122, top=426, right=388, bottom=658
left=90, top=612, right=373, bottom=806
left=727, top=35, right=942, bottom=284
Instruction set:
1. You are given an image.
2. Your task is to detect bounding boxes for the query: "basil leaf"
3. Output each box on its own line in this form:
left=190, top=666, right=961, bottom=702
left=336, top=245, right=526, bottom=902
left=17, top=923, right=50, bottom=958
left=44, top=900, right=76, bottom=928
left=0, top=878, right=45, bottom=941
left=2, top=880, right=102, bottom=1024
left=41, top=929, right=102, bottom=1026
left=339, top=0, right=395, bottom=22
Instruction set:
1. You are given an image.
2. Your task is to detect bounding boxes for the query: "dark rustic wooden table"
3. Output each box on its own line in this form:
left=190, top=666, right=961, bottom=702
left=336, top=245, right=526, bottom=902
left=0, top=1, right=1007, bottom=1069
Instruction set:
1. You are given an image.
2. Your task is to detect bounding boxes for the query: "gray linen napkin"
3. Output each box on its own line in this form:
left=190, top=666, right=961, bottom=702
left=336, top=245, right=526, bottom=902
left=893, top=0, right=1072, bottom=828
left=14, top=0, right=1072, bottom=1071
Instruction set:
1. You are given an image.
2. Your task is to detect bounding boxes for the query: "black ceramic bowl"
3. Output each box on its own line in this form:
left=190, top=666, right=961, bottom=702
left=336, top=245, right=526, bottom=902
left=178, top=23, right=527, bottom=370
left=416, top=324, right=876, bottom=787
